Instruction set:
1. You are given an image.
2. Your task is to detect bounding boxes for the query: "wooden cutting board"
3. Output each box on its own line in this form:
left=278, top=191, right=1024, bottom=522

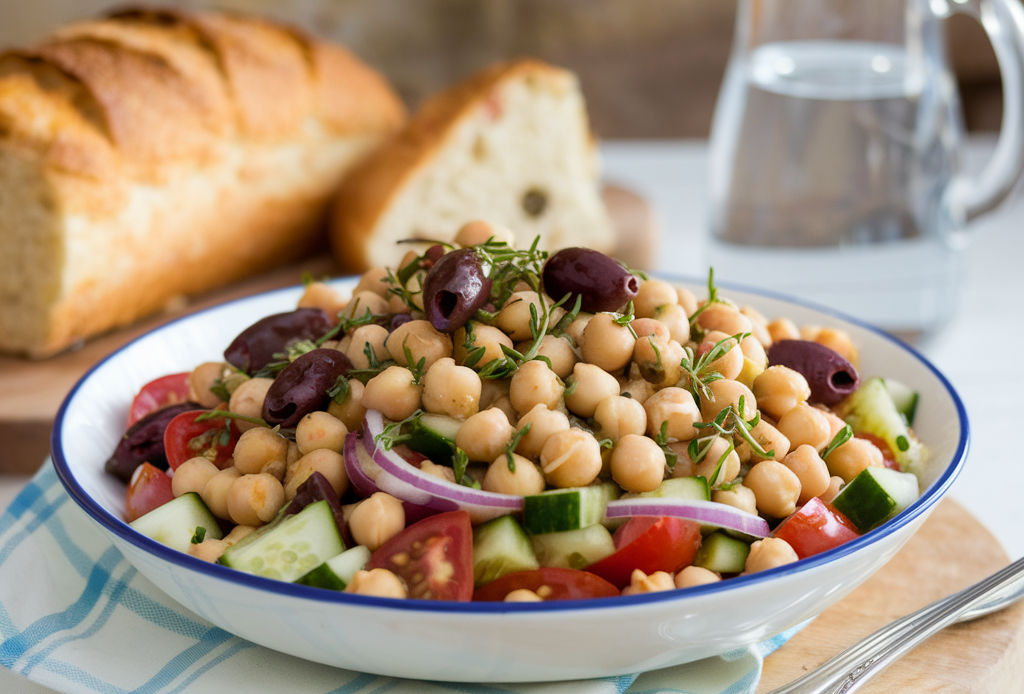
left=0, top=184, right=660, bottom=474
left=757, top=498, right=1024, bottom=693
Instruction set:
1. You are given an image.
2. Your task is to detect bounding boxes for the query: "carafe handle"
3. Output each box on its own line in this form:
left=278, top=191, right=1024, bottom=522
left=941, top=0, right=1024, bottom=224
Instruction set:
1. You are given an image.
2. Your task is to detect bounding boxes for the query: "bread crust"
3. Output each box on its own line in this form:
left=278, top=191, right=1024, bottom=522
left=0, top=7, right=406, bottom=358
left=331, top=58, right=582, bottom=272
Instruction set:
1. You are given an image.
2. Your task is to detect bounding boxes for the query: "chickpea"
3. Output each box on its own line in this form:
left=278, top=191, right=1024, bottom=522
left=744, top=460, right=802, bottom=518
left=740, top=334, right=767, bottom=368
left=298, top=281, right=347, bottom=317
left=621, top=569, right=675, bottom=596
left=820, top=408, right=850, bottom=441
left=327, top=379, right=367, bottom=431
left=345, top=324, right=390, bottom=370
left=581, top=312, right=636, bottom=372
left=422, top=357, right=481, bottom=419
left=691, top=436, right=741, bottom=486
left=611, top=434, right=666, bottom=493
left=234, top=426, right=290, bottom=475
left=454, top=219, right=516, bottom=247
left=644, top=387, right=701, bottom=441
left=454, top=322, right=513, bottom=370
left=514, top=404, right=570, bottom=458
left=340, top=290, right=389, bottom=322
left=201, top=467, right=241, bottom=520
left=189, top=362, right=226, bottom=408
left=483, top=453, right=547, bottom=495
left=387, top=320, right=452, bottom=370
left=667, top=441, right=695, bottom=478
left=777, top=404, right=832, bottom=451
left=698, top=331, right=744, bottom=381
left=633, top=335, right=684, bottom=388
left=496, top=292, right=548, bottom=341
left=782, top=445, right=831, bottom=504
left=633, top=280, right=679, bottom=319
left=619, top=377, right=655, bottom=404
left=457, top=408, right=515, bottom=462
left=504, top=588, right=544, bottom=602
left=284, top=449, right=348, bottom=499
left=564, top=312, right=593, bottom=347
left=744, top=537, right=799, bottom=574
left=189, top=538, right=230, bottom=563
left=171, top=457, right=219, bottom=497
left=825, top=437, right=884, bottom=483
left=348, top=492, right=406, bottom=551
left=740, top=419, right=791, bottom=464
left=296, top=411, right=348, bottom=455
left=509, top=360, right=564, bottom=414
left=820, top=476, right=845, bottom=504
left=752, top=366, right=811, bottom=421
left=346, top=568, right=407, bottom=598
left=812, top=327, right=858, bottom=366
left=675, top=566, right=721, bottom=589
left=712, top=483, right=758, bottom=515
left=739, top=306, right=773, bottom=347
left=352, top=266, right=391, bottom=299
left=227, top=473, right=286, bottom=526
left=652, top=303, right=690, bottom=344
left=421, top=460, right=456, bottom=483
left=362, top=366, right=423, bottom=421
left=516, top=335, right=577, bottom=380
left=540, top=429, right=603, bottom=488
left=563, top=363, right=620, bottom=418
left=593, top=395, right=646, bottom=442
left=767, top=317, right=800, bottom=343
left=631, top=317, right=670, bottom=343
left=696, top=302, right=753, bottom=337
left=699, top=379, right=757, bottom=423
left=228, top=377, right=274, bottom=432
left=675, top=285, right=699, bottom=316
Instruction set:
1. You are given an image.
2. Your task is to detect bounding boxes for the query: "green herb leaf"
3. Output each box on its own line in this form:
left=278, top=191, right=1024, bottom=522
left=190, top=527, right=207, bottom=544
left=504, top=422, right=532, bottom=472
left=822, top=424, right=854, bottom=460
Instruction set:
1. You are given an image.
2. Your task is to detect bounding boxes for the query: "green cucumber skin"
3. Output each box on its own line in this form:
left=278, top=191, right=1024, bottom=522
left=882, top=378, right=919, bottom=426
left=626, top=476, right=710, bottom=502
left=406, top=414, right=461, bottom=464
left=694, top=531, right=750, bottom=574
left=831, top=467, right=919, bottom=533
left=129, top=492, right=223, bottom=554
left=530, top=524, right=616, bottom=570
left=522, top=483, right=618, bottom=535
left=472, top=515, right=539, bottom=587
left=298, top=545, right=371, bottom=591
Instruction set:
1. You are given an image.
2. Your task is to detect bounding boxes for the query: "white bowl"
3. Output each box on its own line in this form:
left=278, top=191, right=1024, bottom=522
left=51, top=277, right=968, bottom=683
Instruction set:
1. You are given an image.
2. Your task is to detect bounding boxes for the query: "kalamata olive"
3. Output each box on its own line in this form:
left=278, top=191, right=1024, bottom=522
left=282, top=471, right=352, bottom=547
left=262, top=349, right=353, bottom=428
left=422, top=248, right=493, bottom=333
left=390, top=313, right=414, bottom=331
left=766, top=340, right=860, bottom=406
left=542, top=247, right=639, bottom=313
left=224, top=308, right=334, bottom=375
left=105, top=401, right=202, bottom=482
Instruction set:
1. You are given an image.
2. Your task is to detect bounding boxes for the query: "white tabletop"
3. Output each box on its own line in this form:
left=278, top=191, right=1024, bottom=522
left=1, top=136, right=1022, bottom=693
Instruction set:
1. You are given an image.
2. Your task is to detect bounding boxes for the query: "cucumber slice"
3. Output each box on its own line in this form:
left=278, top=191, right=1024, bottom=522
left=694, top=531, right=750, bottom=574
left=297, top=545, right=371, bottom=591
left=831, top=467, right=919, bottom=533
left=530, top=523, right=616, bottom=569
left=130, top=492, right=223, bottom=554
left=836, top=377, right=925, bottom=477
left=881, top=378, right=919, bottom=426
left=406, top=413, right=462, bottom=464
left=523, top=482, right=620, bottom=535
left=472, top=515, right=539, bottom=587
left=218, top=500, right=344, bottom=581
left=623, top=476, right=710, bottom=502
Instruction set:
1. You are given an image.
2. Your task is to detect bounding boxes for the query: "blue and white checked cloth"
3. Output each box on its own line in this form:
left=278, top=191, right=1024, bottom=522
left=0, top=461, right=805, bottom=694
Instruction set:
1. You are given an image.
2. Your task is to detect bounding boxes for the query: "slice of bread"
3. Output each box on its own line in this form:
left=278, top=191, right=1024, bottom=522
left=331, top=58, right=615, bottom=272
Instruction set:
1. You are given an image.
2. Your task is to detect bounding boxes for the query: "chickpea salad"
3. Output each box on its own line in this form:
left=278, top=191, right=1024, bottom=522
left=107, top=220, right=928, bottom=602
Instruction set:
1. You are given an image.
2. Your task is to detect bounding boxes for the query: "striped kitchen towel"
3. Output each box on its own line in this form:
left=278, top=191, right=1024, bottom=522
left=0, top=462, right=804, bottom=694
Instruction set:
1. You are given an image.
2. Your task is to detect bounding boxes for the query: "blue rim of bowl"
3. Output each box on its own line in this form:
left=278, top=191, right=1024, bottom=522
left=51, top=274, right=969, bottom=614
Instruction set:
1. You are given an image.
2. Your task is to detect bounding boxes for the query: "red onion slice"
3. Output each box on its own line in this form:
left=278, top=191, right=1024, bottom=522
left=605, top=498, right=770, bottom=539
left=362, top=409, right=524, bottom=524
left=343, top=429, right=440, bottom=524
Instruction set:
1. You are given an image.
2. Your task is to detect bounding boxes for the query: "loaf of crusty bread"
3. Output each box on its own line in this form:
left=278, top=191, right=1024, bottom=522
left=330, top=58, right=615, bottom=273
left=0, top=7, right=406, bottom=358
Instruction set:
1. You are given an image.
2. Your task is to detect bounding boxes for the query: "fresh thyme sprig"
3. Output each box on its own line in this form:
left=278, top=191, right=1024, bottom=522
left=472, top=236, right=548, bottom=315
left=504, top=422, right=532, bottom=472
left=693, top=399, right=775, bottom=462
left=611, top=301, right=638, bottom=339
left=687, top=433, right=738, bottom=488
left=654, top=420, right=678, bottom=471
left=679, top=331, right=750, bottom=404
left=373, top=410, right=424, bottom=451
left=688, top=267, right=724, bottom=336
left=821, top=423, right=854, bottom=460
left=403, top=342, right=427, bottom=385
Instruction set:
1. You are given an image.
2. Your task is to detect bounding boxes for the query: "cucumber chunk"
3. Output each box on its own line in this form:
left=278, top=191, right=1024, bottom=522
left=523, top=482, right=620, bottom=535
left=472, top=515, right=539, bottom=587
left=297, top=545, right=371, bottom=591
left=530, top=523, right=616, bottom=569
left=623, top=476, right=710, bottom=502
left=881, top=378, right=919, bottom=426
left=831, top=467, right=919, bottom=533
left=218, top=500, right=344, bottom=581
left=130, top=492, right=222, bottom=554
left=836, top=377, right=925, bottom=477
left=406, top=413, right=462, bottom=464
left=694, top=531, right=750, bottom=574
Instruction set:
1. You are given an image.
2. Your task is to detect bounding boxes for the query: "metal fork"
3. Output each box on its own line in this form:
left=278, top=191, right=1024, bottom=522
left=766, top=554, right=1024, bottom=694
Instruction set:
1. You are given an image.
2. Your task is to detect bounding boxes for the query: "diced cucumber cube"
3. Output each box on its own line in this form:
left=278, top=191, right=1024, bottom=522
left=837, top=377, right=925, bottom=477
left=523, top=482, right=620, bottom=535
left=472, top=515, right=539, bottom=587
left=130, top=492, right=222, bottom=554
left=881, top=378, right=919, bottom=426
left=530, top=524, right=616, bottom=570
left=694, top=531, right=750, bottom=574
left=406, top=413, right=462, bottom=464
left=623, top=476, right=710, bottom=502
left=831, top=467, right=919, bottom=533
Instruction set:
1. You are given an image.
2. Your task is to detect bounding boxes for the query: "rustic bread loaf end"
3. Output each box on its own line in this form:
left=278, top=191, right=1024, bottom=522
left=0, top=8, right=406, bottom=358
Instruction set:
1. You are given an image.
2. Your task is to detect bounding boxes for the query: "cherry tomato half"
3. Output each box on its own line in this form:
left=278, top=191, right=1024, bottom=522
left=125, top=462, right=174, bottom=522
left=128, top=373, right=191, bottom=427
left=772, top=496, right=860, bottom=559
left=367, top=510, right=474, bottom=601
left=473, top=567, right=620, bottom=601
left=584, top=516, right=702, bottom=589
left=163, top=410, right=240, bottom=470
left=856, top=433, right=899, bottom=470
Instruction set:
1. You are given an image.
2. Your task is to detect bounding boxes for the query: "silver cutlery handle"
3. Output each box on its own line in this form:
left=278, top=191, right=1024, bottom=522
left=767, top=554, right=1024, bottom=694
